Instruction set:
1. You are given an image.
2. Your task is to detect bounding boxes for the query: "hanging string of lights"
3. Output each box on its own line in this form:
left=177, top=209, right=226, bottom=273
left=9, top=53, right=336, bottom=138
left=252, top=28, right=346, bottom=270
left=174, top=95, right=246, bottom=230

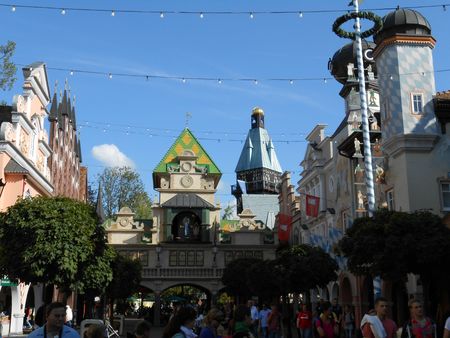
left=18, top=63, right=450, bottom=85
left=78, top=120, right=309, bottom=137
left=2, top=2, right=449, bottom=17
left=78, top=123, right=308, bottom=144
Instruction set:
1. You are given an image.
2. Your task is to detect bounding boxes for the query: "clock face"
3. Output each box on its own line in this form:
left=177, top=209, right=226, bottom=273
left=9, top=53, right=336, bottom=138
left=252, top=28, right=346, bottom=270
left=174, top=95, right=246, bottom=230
left=181, top=162, right=192, bottom=172
left=181, top=175, right=194, bottom=188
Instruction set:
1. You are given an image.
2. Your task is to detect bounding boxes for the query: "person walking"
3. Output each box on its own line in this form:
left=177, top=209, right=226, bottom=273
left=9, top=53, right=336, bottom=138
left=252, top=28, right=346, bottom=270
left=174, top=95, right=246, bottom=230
left=297, top=304, right=313, bottom=338
left=199, top=308, right=224, bottom=338
left=361, top=297, right=397, bottom=338
left=401, top=299, right=436, bottom=338
left=316, top=302, right=338, bottom=338
left=27, top=302, right=79, bottom=338
left=443, top=315, right=450, bottom=338
left=232, top=305, right=253, bottom=338
left=343, top=305, right=355, bottom=338
left=163, top=306, right=198, bottom=338
left=267, top=305, right=281, bottom=338
left=259, top=304, right=271, bottom=338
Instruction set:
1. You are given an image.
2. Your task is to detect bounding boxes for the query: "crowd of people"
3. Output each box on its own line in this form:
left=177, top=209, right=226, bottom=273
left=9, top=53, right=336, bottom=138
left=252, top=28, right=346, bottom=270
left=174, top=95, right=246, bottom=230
left=18, top=298, right=450, bottom=338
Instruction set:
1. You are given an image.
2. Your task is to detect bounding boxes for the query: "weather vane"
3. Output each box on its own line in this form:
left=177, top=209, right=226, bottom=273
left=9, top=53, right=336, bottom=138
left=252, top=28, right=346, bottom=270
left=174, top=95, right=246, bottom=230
left=185, top=112, right=192, bottom=128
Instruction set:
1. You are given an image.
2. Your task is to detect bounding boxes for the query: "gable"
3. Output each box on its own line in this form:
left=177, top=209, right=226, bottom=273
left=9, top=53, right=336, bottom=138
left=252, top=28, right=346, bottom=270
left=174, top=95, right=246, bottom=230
left=154, top=128, right=221, bottom=174
left=22, top=62, right=51, bottom=107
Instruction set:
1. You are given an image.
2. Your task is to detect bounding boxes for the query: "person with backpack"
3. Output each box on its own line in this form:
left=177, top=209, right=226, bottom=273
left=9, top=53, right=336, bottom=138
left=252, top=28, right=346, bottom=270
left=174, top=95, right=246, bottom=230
left=267, top=305, right=281, bottom=338
left=315, top=302, right=338, bottom=338
left=401, top=299, right=436, bottom=338
left=297, top=304, right=313, bottom=338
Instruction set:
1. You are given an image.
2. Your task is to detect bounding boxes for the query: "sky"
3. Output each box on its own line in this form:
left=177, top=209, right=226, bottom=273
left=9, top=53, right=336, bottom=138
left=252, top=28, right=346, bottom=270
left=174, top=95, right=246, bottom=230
left=1, top=0, right=450, bottom=209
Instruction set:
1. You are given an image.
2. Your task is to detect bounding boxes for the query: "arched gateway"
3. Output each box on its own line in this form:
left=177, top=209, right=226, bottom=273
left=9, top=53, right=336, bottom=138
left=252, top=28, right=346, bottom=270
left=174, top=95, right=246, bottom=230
left=106, top=128, right=277, bottom=325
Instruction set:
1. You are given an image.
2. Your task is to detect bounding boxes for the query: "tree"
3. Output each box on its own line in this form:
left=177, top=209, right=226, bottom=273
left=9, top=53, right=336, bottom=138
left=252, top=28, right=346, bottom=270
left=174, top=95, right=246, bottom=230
left=97, top=166, right=152, bottom=219
left=338, top=210, right=450, bottom=282
left=338, top=210, right=450, bottom=314
left=247, top=259, right=281, bottom=301
left=0, top=196, right=114, bottom=292
left=221, top=258, right=262, bottom=302
left=106, top=254, right=142, bottom=315
left=0, top=41, right=17, bottom=90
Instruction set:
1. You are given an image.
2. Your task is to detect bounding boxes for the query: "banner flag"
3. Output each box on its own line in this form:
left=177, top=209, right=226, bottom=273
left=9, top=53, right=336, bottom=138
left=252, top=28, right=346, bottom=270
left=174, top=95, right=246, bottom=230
left=277, top=213, right=292, bottom=242
left=306, top=194, right=320, bottom=217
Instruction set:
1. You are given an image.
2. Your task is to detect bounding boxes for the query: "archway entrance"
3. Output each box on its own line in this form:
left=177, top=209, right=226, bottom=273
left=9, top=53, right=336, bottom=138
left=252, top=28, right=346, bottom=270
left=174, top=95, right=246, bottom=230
left=171, top=211, right=202, bottom=242
left=160, top=284, right=211, bottom=325
left=341, top=277, right=352, bottom=306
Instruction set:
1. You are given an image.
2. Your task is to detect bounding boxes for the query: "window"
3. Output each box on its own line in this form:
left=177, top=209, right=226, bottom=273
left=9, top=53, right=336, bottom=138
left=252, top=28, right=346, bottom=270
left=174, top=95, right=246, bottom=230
left=386, top=189, right=395, bottom=211
left=440, top=182, right=450, bottom=210
left=411, top=93, right=424, bottom=114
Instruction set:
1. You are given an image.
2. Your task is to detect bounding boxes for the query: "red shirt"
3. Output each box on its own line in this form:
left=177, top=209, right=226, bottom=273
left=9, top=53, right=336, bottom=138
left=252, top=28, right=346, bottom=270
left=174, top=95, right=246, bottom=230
left=362, top=318, right=397, bottom=338
left=297, top=311, right=313, bottom=329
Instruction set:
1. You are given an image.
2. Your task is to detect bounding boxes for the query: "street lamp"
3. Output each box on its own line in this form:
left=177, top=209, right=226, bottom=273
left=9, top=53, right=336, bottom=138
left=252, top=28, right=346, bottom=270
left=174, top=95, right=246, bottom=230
left=156, top=244, right=162, bottom=267
left=0, top=178, right=6, bottom=198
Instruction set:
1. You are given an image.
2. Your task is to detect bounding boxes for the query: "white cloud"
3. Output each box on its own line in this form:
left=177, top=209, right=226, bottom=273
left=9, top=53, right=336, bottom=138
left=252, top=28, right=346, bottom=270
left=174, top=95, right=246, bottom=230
left=91, top=144, right=135, bottom=168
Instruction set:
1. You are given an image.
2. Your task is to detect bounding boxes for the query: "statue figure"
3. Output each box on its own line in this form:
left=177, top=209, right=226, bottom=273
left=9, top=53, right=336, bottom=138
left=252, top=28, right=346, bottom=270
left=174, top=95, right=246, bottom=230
left=351, top=112, right=360, bottom=131
left=369, top=90, right=377, bottom=106
left=370, top=114, right=380, bottom=131
left=183, top=216, right=191, bottom=238
left=357, top=190, right=365, bottom=210
left=354, top=163, right=364, bottom=183
left=367, top=65, right=375, bottom=81
left=372, top=138, right=382, bottom=157
left=375, top=164, right=385, bottom=184
left=354, top=138, right=362, bottom=157
left=347, top=63, right=355, bottom=78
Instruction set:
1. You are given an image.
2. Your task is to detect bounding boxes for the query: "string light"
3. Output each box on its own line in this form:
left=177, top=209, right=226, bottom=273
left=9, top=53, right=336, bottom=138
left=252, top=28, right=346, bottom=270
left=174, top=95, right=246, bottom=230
left=444, top=5, right=447, bottom=10
left=2, top=3, right=449, bottom=17
left=17, top=63, right=450, bottom=85
left=61, top=8, right=66, bottom=15
left=111, top=10, right=115, bottom=17
left=160, top=12, right=164, bottom=18
left=249, top=12, right=254, bottom=19
left=199, top=12, right=204, bottom=19
left=11, top=5, right=16, bottom=12
left=299, top=11, right=303, bottom=18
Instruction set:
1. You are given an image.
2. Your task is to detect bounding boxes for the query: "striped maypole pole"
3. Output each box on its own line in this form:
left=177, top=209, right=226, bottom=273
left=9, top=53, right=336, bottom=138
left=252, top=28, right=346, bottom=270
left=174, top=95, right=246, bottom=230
left=353, top=0, right=376, bottom=216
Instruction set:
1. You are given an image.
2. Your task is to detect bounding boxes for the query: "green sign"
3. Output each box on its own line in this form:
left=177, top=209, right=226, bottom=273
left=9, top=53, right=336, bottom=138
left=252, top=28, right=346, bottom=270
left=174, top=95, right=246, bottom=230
left=0, top=278, right=18, bottom=287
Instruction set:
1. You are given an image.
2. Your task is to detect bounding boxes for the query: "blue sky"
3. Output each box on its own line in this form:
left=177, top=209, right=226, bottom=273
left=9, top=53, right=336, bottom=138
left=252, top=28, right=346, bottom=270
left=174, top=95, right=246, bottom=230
left=1, top=0, right=450, bottom=207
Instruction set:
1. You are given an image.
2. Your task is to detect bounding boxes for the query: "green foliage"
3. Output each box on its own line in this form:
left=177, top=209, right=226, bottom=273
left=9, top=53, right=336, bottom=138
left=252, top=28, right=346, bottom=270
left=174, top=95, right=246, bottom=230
left=276, top=244, right=338, bottom=293
left=221, top=246, right=338, bottom=300
left=97, top=166, right=152, bottom=219
left=0, top=196, right=113, bottom=292
left=332, top=11, right=383, bottom=40
left=339, top=210, right=450, bottom=282
left=221, top=258, right=262, bottom=299
left=106, top=254, right=142, bottom=302
left=0, top=41, right=16, bottom=90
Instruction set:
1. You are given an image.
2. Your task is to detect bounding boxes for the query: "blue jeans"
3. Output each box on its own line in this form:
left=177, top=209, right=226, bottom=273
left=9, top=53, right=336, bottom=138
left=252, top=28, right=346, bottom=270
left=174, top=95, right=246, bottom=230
left=345, top=328, right=353, bottom=338
left=261, top=327, right=268, bottom=338
left=300, top=328, right=312, bottom=338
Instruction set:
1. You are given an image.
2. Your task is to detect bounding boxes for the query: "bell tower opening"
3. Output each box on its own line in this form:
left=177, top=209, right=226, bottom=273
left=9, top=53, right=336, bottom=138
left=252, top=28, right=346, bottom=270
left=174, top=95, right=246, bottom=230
left=171, top=211, right=202, bottom=242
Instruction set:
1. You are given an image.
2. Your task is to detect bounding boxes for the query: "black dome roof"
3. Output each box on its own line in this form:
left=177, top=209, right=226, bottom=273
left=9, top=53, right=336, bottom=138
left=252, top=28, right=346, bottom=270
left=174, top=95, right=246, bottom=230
left=374, top=8, right=432, bottom=44
left=329, top=40, right=376, bottom=84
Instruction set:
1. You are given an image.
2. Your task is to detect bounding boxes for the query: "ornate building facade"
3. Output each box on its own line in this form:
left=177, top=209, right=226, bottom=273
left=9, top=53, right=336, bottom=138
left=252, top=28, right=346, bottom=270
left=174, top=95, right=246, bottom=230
left=48, top=82, right=86, bottom=201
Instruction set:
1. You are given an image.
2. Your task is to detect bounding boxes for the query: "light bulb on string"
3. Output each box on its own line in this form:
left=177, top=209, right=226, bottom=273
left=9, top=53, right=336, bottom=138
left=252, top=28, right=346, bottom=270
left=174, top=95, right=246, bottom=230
left=11, top=6, right=16, bottom=12
left=199, top=12, right=204, bottom=19
left=111, top=10, right=115, bottom=17
left=389, top=75, right=394, bottom=80
left=299, top=11, right=303, bottom=18
left=323, top=78, right=327, bottom=84
left=61, top=9, right=66, bottom=15
left=218, top=79, right=222, bottom=84
left=160, top=12, right=164, bottom=18
left=70, top=70, right=74, bottom=76
left=249, top=12, right=254, bottom=19
left=289, top=80, right=294, bottom=85
left=108, top=73, right=113, bottom=79
left=254, top=79, right=258, bottom=85
left=444, top=5, right=447, bottom=11
left=182, top=78, right=186, bottom=83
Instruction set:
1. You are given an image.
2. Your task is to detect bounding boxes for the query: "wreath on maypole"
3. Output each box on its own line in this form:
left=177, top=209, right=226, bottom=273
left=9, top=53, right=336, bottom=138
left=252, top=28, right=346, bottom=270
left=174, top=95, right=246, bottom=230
left=332, top=11, right=383, bottom=40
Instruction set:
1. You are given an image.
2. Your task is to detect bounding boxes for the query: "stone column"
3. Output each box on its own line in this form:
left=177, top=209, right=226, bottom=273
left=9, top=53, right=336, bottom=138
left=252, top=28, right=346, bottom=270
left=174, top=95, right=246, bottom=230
left=153, top=292, right=161, bottom=327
